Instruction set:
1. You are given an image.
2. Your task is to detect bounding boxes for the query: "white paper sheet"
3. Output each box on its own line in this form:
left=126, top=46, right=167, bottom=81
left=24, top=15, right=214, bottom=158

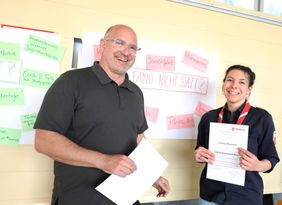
left=95, top=138, right=168, bottom=205
left=207, top=122, right=248, bottom=186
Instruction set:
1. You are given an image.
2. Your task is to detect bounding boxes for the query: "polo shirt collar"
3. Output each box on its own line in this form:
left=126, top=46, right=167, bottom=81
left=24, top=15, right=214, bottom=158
left=91, top=61, right=134, bottom=92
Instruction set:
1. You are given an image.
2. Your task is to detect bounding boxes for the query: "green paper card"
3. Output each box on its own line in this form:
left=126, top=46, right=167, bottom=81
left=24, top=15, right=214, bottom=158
left=20, top=113, right=37, bottom=131
left=20, top=69, right=58, bottom=89
left=0, top=88, right=25, bottom=105
left=24, top=34, right=65, bottom=62
left=0, top=42, right=20, bottom=61
left=0, top=128, right=21, bottom=146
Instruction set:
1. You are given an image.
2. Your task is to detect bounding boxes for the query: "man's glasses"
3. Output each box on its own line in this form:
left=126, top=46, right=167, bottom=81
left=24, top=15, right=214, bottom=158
left=105, top=38, right=141, bottom=55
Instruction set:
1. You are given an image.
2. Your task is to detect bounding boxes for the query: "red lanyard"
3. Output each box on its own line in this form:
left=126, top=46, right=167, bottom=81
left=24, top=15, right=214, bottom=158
left=218, top=102, right=251, bottom=125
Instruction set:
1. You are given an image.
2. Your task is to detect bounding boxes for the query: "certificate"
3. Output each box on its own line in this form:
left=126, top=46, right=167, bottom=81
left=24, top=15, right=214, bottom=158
left=207, top=122, right=248, bottom=186
left=95, top=138, right=168, bottom=205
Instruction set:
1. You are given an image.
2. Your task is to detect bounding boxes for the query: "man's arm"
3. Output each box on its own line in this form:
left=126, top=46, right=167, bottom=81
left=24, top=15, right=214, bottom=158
left=137, top=133, right=145, bottom=144
left=34, top=129, right=137, bottom=177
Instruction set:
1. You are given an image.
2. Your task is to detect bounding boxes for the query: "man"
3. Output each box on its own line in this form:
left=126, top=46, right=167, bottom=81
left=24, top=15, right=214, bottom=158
left=34, top=24, right=170, bottom=205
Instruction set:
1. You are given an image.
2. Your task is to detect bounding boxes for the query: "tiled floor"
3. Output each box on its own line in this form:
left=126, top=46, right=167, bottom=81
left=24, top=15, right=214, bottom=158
left=142, top=199, right=199, bottom=205
left=142, top=193, right=282, bottom=205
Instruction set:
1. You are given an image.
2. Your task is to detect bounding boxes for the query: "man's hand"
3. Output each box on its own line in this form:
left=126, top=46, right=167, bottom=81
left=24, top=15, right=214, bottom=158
left=152, top=176, right=170, bottom=197
left=99, top=154, right=137, bottom=177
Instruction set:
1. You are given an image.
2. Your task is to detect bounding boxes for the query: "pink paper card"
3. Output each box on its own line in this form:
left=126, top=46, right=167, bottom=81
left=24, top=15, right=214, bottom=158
left=93, top=44, right=101, bottom=61
left=182, top=50, right=209, bottom=73
left=145, top=106, right=159, bottom=123
left=194, top=101, right=213, bottom=117
left=166, top=114, right=195, bottom=130
left=146, top=55, right=175, bottom=71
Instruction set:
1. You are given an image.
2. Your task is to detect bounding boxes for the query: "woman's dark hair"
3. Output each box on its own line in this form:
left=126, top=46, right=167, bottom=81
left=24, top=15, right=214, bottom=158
left=223, top=64, right=256, bottom=87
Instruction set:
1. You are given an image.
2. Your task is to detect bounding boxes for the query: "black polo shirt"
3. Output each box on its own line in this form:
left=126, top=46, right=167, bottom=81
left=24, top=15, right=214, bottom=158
left=34, top=62, right=148, bottom=205
left=196, top=103, right=280, bottom=205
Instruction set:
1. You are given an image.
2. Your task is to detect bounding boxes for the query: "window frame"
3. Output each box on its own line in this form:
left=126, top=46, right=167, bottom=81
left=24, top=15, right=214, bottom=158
left=169, top=0, right=282, bottom=26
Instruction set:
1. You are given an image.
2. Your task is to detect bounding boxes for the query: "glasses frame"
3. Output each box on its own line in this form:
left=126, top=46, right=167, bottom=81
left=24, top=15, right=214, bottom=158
left=104, top=38, right=141, bottom=55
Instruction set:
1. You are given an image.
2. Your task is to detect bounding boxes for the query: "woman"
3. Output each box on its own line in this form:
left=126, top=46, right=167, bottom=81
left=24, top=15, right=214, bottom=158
left=194, top=64, right=280, bottom=205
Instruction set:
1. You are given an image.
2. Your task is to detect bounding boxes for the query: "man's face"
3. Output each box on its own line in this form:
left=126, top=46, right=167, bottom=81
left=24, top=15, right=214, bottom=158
left=100, top=26, right=139, bottom=76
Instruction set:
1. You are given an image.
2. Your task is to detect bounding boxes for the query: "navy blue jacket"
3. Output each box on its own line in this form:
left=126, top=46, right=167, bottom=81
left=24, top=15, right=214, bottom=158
left=196, top=104, right=280, bottom=205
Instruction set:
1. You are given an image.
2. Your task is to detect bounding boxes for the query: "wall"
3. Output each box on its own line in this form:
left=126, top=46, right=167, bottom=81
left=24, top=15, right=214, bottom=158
left=0, top=0, right=281, bottom=204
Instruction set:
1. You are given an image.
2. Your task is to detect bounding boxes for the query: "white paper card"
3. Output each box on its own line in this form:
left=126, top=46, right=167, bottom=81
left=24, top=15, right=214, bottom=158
left=95, top=138, right=168, bottom=205
left=207, top=122, right=248, bottom=186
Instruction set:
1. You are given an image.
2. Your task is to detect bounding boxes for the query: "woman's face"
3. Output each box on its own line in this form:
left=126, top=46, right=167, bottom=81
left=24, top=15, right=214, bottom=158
left=223, top=69, right=252, bottom=106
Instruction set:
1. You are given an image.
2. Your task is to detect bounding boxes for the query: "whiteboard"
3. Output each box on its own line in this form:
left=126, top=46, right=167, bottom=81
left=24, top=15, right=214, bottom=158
left=0, top=26, right=64, bottom=145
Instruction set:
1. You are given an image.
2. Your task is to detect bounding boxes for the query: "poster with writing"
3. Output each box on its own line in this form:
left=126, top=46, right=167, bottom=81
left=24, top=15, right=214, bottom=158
left=80, top=33, right=218, bottom=139
left=0, top=26, right=64, bottom=145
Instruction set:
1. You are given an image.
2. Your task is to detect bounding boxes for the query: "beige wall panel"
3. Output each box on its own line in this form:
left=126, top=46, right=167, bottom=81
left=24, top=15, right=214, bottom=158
left=0, top=171, right=53, bottom=204
left=1, top=0, right=282, bottom=204
left=0, top=146, right=52, bottom=172
left=250, top=92, right=282, bottom=116
left=253, top=70, right=282, bottom=94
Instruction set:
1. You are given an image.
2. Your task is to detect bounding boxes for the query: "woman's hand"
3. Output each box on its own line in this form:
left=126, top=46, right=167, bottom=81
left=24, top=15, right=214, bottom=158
left=194, top=146, right=215, bottom=164
left=238, top=147, right=271, bottom=172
